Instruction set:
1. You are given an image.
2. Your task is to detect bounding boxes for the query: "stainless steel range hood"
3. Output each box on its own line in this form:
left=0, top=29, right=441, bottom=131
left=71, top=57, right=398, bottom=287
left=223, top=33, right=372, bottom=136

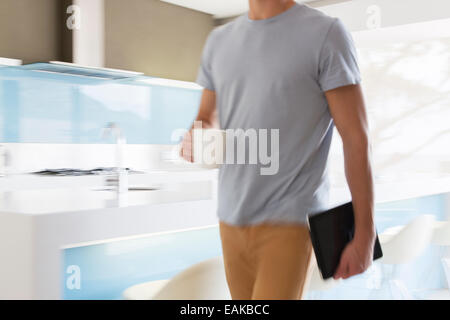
left=21, top=61, right=143, bottom=81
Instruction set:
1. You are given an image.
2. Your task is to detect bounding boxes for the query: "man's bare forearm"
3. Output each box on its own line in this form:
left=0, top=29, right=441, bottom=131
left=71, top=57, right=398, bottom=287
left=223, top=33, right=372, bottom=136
left=191, top=88, right=217, bottom=129
left=181, top=89, right=217, bottom=162
left=326, top=84, right=376, bottom=278
left=326, top=84, right=375, bottom=244
left=343, top=136, right=375, bottom=242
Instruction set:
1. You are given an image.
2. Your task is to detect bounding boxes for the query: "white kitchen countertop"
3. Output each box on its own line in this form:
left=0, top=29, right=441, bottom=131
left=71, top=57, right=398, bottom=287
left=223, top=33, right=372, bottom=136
left=0, top=171, right=449, bottom=215
left=0, top=180, right=213, bottom=215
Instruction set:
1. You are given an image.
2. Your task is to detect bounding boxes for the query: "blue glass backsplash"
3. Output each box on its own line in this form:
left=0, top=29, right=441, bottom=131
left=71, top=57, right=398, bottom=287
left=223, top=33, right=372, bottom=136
left=0, top=64, right=201, bottom=144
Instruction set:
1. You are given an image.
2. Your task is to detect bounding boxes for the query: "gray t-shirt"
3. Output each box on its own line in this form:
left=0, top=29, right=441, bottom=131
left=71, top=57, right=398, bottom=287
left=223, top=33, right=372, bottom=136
left=196, top=3, right=361, bottom=225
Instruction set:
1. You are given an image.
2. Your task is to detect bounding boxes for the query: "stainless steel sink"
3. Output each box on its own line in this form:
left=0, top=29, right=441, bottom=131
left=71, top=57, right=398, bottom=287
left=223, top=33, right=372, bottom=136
left=92, top=186, right=159, bottom=192
left=128, top=187, right=159, bottom=191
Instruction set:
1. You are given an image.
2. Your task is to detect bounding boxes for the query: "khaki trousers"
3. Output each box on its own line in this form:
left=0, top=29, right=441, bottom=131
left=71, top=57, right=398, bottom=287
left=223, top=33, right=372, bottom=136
left=219, top=221, right=314, bottom=300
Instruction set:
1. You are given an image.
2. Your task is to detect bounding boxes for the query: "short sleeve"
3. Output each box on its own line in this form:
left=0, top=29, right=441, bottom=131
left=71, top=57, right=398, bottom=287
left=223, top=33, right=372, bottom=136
left=318, top=18, right=361, bottom=92
left=196, top=31, right=216, bottom=91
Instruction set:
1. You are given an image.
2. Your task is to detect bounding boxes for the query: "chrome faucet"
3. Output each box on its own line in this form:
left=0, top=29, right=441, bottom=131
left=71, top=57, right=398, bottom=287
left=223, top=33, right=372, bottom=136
left=101, top=122, right=128, bottom=193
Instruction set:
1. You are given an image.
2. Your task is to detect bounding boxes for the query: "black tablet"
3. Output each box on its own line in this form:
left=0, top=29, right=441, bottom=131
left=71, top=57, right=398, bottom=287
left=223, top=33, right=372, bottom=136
left=307, top=202, right=383, bottom=279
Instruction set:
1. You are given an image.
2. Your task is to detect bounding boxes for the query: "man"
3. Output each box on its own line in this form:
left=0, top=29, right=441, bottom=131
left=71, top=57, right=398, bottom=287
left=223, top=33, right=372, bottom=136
left=181, top=0, right=375, bottom=300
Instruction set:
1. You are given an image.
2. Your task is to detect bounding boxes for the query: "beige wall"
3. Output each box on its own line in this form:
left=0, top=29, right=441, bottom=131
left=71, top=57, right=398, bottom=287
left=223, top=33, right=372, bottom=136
left=0, top=0, right=214, bottom=79
left=105, top=0, right=214, bottom=81
left=0, top=0, right=63, bottom=63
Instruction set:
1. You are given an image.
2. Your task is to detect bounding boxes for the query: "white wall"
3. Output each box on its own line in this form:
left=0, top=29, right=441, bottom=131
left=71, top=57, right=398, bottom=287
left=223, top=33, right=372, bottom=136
left=318, top=0, right=450, bottom=31
left=323, top=2, right=450, bottom=182
left=104, top=0, right=214, bottom=81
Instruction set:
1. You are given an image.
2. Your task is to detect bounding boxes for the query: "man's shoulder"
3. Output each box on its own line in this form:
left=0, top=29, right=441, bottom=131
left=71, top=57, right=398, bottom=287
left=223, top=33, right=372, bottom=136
left=295, top=4, right=337, bottom=29
left=208, top=15, right=244, bottom=42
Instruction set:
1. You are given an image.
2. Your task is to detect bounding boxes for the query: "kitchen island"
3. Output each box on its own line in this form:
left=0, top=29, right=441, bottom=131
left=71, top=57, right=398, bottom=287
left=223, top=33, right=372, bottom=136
left=0, top=171, right=449, bottom=299
left=0, top=169, right=218, bottom=299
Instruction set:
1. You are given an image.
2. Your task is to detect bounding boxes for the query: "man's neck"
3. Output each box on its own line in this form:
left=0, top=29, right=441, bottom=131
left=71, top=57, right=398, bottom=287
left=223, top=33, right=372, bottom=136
left=248, top=0, right=296, bottom=20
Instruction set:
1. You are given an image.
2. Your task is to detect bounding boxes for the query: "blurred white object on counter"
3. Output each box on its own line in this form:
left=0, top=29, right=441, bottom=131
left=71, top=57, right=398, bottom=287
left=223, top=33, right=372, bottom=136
left=168, top=129, right=225, bottom=169
left=192, top=129, right=225, bottom=169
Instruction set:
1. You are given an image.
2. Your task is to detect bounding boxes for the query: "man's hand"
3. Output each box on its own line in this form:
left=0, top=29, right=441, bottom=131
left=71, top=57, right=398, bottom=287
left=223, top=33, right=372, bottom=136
left=180, top=129, right=194, bottom=162
left=333, top=232, right=375, bottom=279
left=179, top=88, right=216, bottom=162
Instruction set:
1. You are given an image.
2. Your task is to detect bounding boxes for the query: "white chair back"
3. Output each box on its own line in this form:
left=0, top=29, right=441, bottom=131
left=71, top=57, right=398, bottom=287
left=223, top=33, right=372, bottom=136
left=380, top=214, right=435, bottom=265
left=153, top=256, right=231, bottom=300
left=431, top=221, right=450, bottom=246
left=122, top=279, right=169, bottom=300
